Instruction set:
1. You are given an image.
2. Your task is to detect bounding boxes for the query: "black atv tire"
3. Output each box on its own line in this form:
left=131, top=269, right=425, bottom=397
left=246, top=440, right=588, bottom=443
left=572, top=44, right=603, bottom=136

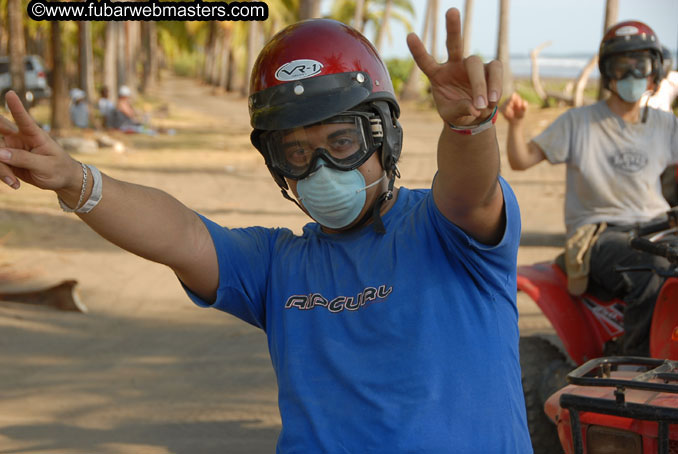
left=520, top=336, right=572, bottom=454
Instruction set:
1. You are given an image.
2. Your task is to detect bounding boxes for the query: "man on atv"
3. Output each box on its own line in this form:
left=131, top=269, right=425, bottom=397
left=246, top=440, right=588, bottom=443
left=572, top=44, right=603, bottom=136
left=501, top=21, right=678, bottom=356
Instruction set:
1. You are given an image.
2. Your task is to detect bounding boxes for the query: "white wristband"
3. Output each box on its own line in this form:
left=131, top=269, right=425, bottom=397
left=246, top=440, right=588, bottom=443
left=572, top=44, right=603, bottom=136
left=76, top=165, right=103, bottom=213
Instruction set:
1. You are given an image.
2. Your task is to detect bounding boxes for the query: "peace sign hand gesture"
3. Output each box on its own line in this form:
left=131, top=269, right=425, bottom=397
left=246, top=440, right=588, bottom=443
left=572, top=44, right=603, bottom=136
left=407, top=8, right=503, bottom=127
left=0, top=91, right=82, bottom=196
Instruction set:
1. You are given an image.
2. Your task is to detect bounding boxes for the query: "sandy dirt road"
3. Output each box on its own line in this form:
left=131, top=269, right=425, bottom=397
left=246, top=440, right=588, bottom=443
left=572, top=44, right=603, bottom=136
left=0, top=75, right=568, bottom=453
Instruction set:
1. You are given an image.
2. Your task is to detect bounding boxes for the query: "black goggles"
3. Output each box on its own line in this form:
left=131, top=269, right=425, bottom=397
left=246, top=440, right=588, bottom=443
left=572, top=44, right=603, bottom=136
left=605, top=53, right=655, bottom=80
left=260, top=111, right=383, bottom=180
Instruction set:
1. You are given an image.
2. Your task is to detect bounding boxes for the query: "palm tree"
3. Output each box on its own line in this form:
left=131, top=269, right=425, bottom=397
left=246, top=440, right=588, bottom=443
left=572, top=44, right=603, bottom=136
left=7, top=0, right=27, bottom=105
left=116, top=21, right=126, bottom=92
left=428, top=0, right=438, bottom=59
left=241, top=20, right=261, bottom=97
left=299, top=0, right=321, bottom=19
left=50, top=22, right=69, bottom=134
left=104, top=22, right=118, bottom=103
left=125, top=21, right=140, bottom=96
left=78, top=21, right=95, bottom=104
left=353, top=0, right=365, bottom=31
left=496, top=0, right=513, bottom=96
left=400, top=0, right=434, bottom=100
left=0, top=0, right=7, bottom=55
left=140, top=21, right=158, bottom=94
left=462, top=0, right=474, bottom=57
left=203, top=21, right=217, bottom=85
left=330, top=0, right=414, bottom=44
left=222, top=22, right=238, bottom=90
left=598, top=0, right=618, bottom=99
left=374, top=0, right=393, bottom=53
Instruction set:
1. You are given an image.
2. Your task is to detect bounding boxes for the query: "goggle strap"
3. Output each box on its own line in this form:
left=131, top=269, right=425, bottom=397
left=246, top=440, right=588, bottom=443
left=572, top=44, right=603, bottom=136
left=370, top=117, right=384, bottom=139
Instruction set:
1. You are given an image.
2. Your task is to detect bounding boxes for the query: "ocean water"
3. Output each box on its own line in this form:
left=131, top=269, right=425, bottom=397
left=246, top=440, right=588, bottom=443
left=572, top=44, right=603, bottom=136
left=510, top=55, right=600, bottom=79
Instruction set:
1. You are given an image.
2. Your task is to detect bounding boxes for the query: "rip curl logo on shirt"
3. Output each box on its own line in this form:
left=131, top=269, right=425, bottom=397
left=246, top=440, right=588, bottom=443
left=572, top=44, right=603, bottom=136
left=608, top=150, right=648, bottom=173
left=284, top=285, right=393, bottom=313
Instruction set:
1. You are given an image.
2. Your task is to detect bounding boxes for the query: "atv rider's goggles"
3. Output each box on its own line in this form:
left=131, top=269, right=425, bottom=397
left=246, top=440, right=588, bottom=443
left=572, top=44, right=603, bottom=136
left=605, top=52, right=655, bottom=80
left=260, top=112, right=383, bottom=180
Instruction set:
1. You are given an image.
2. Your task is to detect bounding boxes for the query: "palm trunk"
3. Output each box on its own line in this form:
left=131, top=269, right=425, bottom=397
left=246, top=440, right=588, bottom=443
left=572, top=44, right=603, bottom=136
left=496, top=0, right=513, bottom=96
left=210, top=28, right=223, bottom=87
left=51, top=22, right=69, bottom=134
left=400, top=0, right=432, bottom=100
left=8, top=0, right=27, bottom=105
left=428, top=0, right=438, bottom=59
left=203, top=21, right=217, bottom=84
left=598, top=0, right=619, bottom=100
left=299, top=0, right=320, bottom=19
left=125, top=22, right=139, bottom=96
left=462, top=0, right=474, bottom=58
left=374, top=0, right=393, bottom=53
left=140, top=21, right=158, bottom=94
left=241, top=21, right=259, bottom=97
left=104, top=22, right=118, bottom=103
left=353, top=0, right=365, bottom=32
left=116, top=21, right=126, bottom=90
left=218, top=27, right=233, bottom=91
left=78, top=21, right=95, bottom=103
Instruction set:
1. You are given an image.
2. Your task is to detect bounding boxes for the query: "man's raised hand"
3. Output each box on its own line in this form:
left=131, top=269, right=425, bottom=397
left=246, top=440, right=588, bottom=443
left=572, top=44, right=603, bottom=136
left=406, top=8, right=503, bottom=127
left=0, top=90, right=81, bottom=193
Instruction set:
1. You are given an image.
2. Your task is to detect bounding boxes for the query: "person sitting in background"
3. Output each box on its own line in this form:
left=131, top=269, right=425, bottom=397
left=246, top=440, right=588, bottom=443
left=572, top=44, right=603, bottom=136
left=641, top=46, right=678, bottom=113
left=97, top=86, right=115, bottom=128
left=69, top=89, right=89, bottom=129
left=115, top=85, right=139, bottom=125
left=500, top=21, right=678, bottom=356
left=110, top=85, right=155, bottom=134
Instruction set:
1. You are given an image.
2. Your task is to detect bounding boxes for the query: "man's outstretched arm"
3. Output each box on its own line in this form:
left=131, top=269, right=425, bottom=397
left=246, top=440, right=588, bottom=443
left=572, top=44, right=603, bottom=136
left=407, top=8, right=504, bottom=244
left=0, top=91, right=219, bottom=302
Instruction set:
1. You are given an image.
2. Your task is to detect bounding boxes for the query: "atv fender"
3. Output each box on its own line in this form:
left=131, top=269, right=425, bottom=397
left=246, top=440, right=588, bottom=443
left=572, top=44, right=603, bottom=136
left=517, top=262, right=604, bottom=364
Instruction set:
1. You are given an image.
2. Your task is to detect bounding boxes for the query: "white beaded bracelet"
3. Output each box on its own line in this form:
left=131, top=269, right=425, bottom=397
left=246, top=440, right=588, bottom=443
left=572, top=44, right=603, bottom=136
left=77, top=165, right=103, bottom=213
left=58, top=162, right=88, bottom=212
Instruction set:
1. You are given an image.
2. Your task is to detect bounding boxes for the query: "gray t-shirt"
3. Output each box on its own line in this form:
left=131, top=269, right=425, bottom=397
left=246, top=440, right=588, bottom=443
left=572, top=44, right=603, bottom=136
left=533, top=100, right=678, bottom=236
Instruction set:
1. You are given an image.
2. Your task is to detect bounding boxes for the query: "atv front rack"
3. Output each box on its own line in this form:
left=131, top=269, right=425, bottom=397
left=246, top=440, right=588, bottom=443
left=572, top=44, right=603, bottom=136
left=560, top=357, right=678, bottom=454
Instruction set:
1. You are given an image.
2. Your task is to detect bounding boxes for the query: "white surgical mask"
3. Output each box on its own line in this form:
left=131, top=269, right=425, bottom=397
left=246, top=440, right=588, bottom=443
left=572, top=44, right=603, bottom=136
left=616, top=76, right=649, bottom=103
left=296, top=161, right=385, bottom=229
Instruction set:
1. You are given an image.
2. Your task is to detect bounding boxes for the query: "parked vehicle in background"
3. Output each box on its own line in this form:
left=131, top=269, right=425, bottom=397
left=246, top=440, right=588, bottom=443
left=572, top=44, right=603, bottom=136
left=0, top=55, right=52, bottom=106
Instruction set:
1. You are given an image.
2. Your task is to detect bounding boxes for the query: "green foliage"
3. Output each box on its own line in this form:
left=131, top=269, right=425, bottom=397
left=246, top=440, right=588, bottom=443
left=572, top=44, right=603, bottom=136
left=385, top=57, right=413, bottom=94
left=330, top=0, right=414, bottom=36
left=513, top=78, right=600, bottom=107
left=172, top=52, right=203, bottom=78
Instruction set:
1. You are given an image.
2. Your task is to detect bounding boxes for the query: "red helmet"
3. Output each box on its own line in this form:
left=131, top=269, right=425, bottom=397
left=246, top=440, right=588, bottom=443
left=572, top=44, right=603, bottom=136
left=249, top=19, right=402, bottom=190
left=598, top=20, right=663, bottom=85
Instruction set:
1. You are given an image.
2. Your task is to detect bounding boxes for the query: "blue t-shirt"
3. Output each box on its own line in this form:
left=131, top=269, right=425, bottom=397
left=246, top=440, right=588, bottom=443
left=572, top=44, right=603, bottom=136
left=184, top=177, right=532, bottom=453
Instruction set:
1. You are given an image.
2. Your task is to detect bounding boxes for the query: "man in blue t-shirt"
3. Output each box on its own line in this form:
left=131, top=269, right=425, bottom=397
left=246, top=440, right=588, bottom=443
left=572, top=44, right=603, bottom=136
left=0, top=8, right=531, bottom=453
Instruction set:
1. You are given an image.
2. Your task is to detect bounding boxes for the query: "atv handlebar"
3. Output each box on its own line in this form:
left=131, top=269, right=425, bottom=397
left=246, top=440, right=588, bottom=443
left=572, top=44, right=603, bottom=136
left=635, top=206, right=678, bottom=237
left=630, top=236, right=678, bottom=264
left=636, top=218, right=672, bottom=237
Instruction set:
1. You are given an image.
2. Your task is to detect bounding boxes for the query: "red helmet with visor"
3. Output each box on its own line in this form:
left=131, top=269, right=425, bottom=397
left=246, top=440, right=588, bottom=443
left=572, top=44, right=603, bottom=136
left=248, top=19, right=402, bottom=190
left=598, top=20, right=664, bottom=87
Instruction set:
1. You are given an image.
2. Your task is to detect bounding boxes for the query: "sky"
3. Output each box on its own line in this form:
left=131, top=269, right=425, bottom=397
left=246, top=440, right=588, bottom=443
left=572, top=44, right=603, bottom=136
left=341, top=0, right=678, bottom=60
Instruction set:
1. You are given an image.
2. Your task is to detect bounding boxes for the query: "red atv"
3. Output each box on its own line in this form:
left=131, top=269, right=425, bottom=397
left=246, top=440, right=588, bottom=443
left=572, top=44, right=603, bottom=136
left=518, top=210, right=678, bottom=454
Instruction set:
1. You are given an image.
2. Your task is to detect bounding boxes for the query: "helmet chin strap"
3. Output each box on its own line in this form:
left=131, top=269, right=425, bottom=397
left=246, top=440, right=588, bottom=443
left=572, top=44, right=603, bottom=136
left=362, top=165, right=400, bottom=234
